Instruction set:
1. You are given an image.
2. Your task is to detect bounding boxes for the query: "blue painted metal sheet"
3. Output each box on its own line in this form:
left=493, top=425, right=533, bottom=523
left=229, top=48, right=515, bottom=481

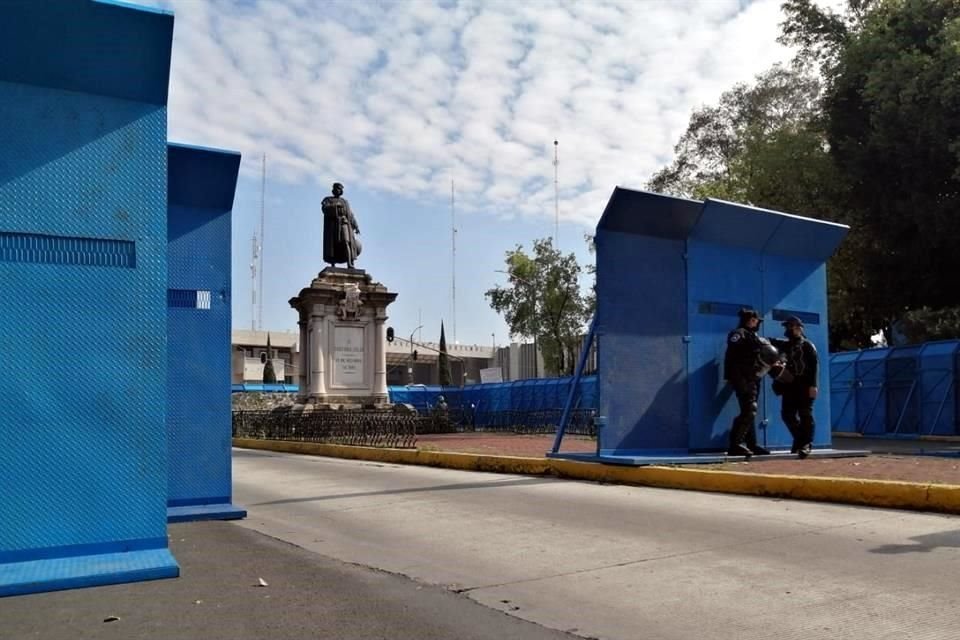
left=0, top=0, right=178, bottom=596
left=829, top=351, right=860, bottom=432
left=854, top=348, right=890, bottom=435
left=166, top=143, right=245, bottom=523
left=886, top=345, right=922, bottom=434
left=596, top=230, right=688, bottom=454
left=691, top=199, right=781, bottom=252
left=593, top=187, right=847, bottom=457
left=686, top=239, right=763, bottom=451
left=760, top=256, right=832, bottom=448
left=917, top=341, right=959, bottom=436
left=0, top=0, right=173, bottom=105
left=761, top=209, right=849, bottom=261
left=595, top=187, right=701, bottom=240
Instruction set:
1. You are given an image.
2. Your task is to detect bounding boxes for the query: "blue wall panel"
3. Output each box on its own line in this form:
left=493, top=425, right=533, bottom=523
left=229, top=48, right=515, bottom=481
left=686, top=240, right=763, bottom=451
left=592, top=187, right=847, bottom=459
left=0, top=0, right=178, bottom=597
left=166, top=144, right=244, bottom=523
left=0, top=80, right=177, bottom=594
left=760, top=257, right=832, bottom=448
left=596, top=231, right=688, bottom=454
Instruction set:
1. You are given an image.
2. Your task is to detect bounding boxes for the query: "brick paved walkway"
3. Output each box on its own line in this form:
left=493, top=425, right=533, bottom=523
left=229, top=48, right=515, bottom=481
left=415, top=433, right=960, bottom=485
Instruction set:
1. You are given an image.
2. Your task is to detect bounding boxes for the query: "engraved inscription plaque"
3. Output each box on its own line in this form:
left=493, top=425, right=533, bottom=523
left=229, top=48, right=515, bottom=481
left=332, top=325, right=365, bottom=386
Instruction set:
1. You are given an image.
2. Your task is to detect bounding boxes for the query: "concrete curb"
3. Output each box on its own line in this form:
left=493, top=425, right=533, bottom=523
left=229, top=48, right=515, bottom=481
left=233, top=438, right=960, bottom=515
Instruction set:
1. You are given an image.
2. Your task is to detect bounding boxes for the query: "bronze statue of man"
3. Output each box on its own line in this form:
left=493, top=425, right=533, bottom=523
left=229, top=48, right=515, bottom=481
left=320, top=182, right=362, bottom=269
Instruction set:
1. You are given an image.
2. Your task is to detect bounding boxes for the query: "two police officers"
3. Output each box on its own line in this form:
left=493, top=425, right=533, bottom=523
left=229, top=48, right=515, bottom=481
left=771, top=317, right=819, bottom=458
left=723, top=308, right=772, bottom=458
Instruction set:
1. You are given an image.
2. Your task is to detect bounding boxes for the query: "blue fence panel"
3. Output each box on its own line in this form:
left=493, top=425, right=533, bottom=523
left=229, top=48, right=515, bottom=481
left=918, top=341, right=959, bottom=436
left=386, top=375, right=600, bottom=427
left=829, top=351, right=859, bottom=433
left=853, top=348, right=889, bottom=435
left=886, top=345, right=922, bottom=434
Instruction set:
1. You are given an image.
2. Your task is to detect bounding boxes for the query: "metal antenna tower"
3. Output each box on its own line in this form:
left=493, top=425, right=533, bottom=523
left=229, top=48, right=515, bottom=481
left=257, top=153, right=266, bottom=331
left=250, top=233, right=258, bottom=330
left=553, top=139, right=559, bottom=248
left=451, top=179, right=457, bottom=344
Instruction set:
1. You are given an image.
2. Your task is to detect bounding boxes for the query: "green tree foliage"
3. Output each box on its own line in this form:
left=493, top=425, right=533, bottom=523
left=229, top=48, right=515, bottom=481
left=784, top=0, right=960, bottom=335
left=898, top=306, right=960, bottom=344
left=648, top=0, right=960, bottom=348
left=262, top=333, right=277, bottom=384
left=438, top=321, right=453, bottom=387
left=485, top=238, right=591, bottom=376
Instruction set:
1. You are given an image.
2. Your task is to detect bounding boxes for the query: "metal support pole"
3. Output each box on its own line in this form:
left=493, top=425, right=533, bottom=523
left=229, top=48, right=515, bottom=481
left=551, top=315, right=596, bottom=454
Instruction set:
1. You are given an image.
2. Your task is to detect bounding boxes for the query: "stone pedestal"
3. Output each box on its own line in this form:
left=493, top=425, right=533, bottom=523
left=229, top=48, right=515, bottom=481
left=289, top=267, right=397, bottom=406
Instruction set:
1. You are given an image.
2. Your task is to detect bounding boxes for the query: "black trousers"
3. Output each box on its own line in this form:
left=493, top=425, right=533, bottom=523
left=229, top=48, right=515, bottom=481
left=781, top=386, right=815, bottom=448
left=730, top=379, right=760, bottom=449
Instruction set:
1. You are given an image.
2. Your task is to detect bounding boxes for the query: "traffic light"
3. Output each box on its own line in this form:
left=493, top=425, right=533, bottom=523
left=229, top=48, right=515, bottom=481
left=386, top=326, right=394, bottom=342
left=259, top=352, right=267, bottom=364
left=412, top=350, right=418, bottom=361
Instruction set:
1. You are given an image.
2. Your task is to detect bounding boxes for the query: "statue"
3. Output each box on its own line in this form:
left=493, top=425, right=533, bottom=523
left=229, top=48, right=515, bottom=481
left=321, top=182, right=362, bottom=269
left=336, top=283, right=363, bottom=320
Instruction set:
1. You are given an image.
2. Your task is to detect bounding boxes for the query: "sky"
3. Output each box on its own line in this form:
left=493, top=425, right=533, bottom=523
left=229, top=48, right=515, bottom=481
left=144, top=0, right=843, bottom=347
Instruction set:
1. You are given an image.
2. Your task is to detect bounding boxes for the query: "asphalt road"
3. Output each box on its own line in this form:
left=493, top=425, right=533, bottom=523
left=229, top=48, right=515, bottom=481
left=0, top=519, right=574, bottom=640
left=233, top=448, right=960, bottom=640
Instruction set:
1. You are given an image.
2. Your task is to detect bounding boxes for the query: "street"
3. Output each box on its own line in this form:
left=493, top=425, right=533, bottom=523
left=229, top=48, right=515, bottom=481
left=234, top=448, right=960, bottom=640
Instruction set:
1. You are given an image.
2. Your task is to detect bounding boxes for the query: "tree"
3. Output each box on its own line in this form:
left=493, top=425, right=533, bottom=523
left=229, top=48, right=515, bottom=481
left=898, top=306, right=960, bottom=344
left=262, top=333, right=277, bottom=384
left=647, top=65, right=823, bottom=199
left=485, top=238, right=591, bottom=376
left=645, top=64, right=873, bottom=348
left=781, top=0, right=960, bottom=341
left=438, top=321, right=453, bottom=387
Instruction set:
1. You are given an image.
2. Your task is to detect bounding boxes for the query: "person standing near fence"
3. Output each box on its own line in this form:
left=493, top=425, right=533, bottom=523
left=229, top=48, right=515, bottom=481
left=724, top=308, right=772, bottom=458
left=771, top=316, right=819, bottom=458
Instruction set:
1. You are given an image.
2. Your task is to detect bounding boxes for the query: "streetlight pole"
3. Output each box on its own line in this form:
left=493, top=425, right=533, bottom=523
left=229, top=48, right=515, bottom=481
left=408, top=325, right=422, bottom=384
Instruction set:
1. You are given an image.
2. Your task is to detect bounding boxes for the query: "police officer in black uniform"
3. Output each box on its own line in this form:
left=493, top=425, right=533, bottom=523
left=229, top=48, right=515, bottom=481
left=771, top=317, right=819, bottom=458
left=723, top=308, right=772, bottom=458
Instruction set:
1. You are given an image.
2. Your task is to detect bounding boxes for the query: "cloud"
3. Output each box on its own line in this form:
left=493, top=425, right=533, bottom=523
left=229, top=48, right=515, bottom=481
left=150, top=0, right=822, bottom=226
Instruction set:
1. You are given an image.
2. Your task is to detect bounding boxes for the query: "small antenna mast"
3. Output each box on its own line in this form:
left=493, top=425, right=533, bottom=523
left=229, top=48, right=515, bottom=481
left=257, top=153, right=266, bottom=331
left=451, top=179, right=457, bottom=344
left=553, top=139, right=559, bottom=248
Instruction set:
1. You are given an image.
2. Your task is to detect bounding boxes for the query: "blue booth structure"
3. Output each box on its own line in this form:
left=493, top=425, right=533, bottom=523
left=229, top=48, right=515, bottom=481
left=552, top=188, right=852, bottom=465
left=829, top=341, right=960, bottom=437
left=166, top=143, right=246, bottom=523
left=0, top=0, right=179, bottom=595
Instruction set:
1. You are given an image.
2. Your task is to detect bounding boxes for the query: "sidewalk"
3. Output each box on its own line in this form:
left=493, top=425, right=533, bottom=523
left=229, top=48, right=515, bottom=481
left=417, top=433, right=960, bottom=485
left=0, top=521, right=572, bottom=640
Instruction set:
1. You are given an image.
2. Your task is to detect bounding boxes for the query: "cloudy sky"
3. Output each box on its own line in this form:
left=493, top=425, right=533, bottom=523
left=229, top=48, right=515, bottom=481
left=145, top=0, right=840, bottom=348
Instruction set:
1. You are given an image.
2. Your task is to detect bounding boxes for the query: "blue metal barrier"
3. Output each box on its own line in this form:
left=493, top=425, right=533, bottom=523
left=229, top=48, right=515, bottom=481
left=830, top=340, right=960, bottom=437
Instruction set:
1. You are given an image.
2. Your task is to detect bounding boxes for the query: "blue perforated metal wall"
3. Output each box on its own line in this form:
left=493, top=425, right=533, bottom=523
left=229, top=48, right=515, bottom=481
left=596, top=230, right=688, bottom=454
left=0, top=80, right=169, bottom=557
left=760, top=257, right=832, bottom=448
left=166, top=203, right=232, bottom=508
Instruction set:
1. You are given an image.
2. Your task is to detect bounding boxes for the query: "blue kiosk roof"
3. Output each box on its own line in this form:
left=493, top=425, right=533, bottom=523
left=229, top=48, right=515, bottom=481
left=597, top=187, right=849, bottom=261
left=0, top=0, right=174, bottom=105
left=168, top=143, right=242, bottom=211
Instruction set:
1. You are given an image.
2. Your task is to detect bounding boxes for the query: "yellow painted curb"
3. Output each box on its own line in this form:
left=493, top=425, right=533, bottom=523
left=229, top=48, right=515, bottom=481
left=233, top=438, right=960, bottom=515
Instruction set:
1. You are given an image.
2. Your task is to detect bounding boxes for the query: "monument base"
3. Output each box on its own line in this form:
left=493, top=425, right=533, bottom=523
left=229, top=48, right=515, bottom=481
left=290, top=267, right=397, bottom=407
